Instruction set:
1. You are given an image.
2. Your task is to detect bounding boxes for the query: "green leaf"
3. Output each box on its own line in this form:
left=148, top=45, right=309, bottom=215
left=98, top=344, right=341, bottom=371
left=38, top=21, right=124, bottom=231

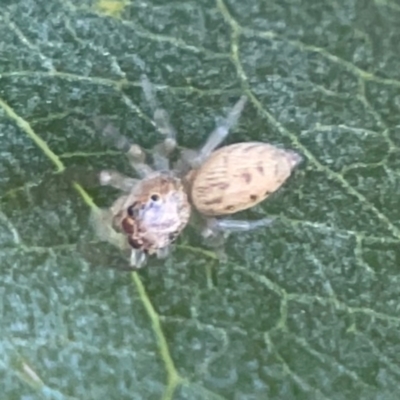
left=1, top=0, right=400, bottom=399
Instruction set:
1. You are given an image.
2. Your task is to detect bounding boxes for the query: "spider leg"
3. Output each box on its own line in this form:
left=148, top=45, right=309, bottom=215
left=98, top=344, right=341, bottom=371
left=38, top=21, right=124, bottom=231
left=193, top=96, right=247, bottom=167
left=130, top=249, right=148, bottom=269
left=152, top=140, right=176, bottom=171
left=141, top=74, right=177, bottom=171
left=99, top=170, right=140, bottom=192
left=141, top=74, right=177, bottom=141
left=90, top=208, right=128, bottom=249
left=126, top=143, right=154, bottom=178
left=93, top=117, right=154, bottom=178
left=94, top=117, right=131, bottom=152
left=202, top=217, right=274, bottom=236
left=172, top=148, right=197, bottom=176
left=156, top=245, right=171, bottom=259
left=174, top=96, right=248, bottom=174
left=197, top=217, right=274, bottom=263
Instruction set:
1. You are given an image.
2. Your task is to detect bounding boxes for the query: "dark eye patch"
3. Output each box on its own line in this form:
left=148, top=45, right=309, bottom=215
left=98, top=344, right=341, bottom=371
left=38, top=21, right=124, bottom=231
left=127, top=202, right=138, bottom=217
left=168, top=231, right=179, bottom=242
left=128, top=237, right=142, bottom=249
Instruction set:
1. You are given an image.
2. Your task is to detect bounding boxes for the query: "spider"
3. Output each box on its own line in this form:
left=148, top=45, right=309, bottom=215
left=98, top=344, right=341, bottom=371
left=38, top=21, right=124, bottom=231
left=91, top=75, right=302, bottom=269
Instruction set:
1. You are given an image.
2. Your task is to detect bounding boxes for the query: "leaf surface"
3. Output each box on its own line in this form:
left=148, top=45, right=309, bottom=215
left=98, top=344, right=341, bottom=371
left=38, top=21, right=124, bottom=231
left=1, top=0, right=400, bottom=399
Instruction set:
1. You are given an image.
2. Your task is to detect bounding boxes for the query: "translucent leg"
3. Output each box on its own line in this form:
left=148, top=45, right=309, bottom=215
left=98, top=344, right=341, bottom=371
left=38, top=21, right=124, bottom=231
left=197, top=217, right=274, bottom=263
left=156, top=246, right=170, bottom=259
left=93, top=117, right=131, bottom=152
left=90, top=208, right=149, bottom=269
left=171, top=148, right=197, bottom=176
left=130, top=246, right=170, bottom=269
left=126, top=144, right=154, bottom=178
left=130, top=249, right=148, bottom=269
left=203, top=232, right=228, bottom=263
left=141, top=74, right=177, bottom=170
left=181, top=211, right=227, bottom=262
left=202, top=217, right=274, bottom=237
left=141, top=74, right=177, bottom=140
left=194, top=96, right=247, bottom=167
left=93, top=117, right=154, bottom=178
left=152, top=139, right=176, bottom=171
left=90, top=208, right=128, bottom=250
left=99, top=170, right=139, bottom=192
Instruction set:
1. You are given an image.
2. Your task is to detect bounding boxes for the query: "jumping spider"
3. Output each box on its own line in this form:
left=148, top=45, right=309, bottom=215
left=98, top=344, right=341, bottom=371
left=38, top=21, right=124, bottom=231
left=91, top=75, right=302, bottom=269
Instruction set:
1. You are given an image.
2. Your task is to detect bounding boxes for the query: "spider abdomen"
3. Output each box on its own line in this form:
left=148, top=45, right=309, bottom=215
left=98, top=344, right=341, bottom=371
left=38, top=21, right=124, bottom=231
left=189, top=142, right=302, bottom=216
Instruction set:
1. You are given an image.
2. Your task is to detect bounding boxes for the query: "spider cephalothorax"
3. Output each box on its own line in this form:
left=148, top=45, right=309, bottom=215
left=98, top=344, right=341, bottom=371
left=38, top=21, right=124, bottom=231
left=92, top=75, right=302, bottom=269
left=111, top=172, right=190, bottom=254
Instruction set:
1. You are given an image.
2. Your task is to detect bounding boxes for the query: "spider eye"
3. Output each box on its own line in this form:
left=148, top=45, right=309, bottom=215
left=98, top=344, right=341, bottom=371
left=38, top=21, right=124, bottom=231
left=150, top=194, right=160, bottom=202
left=128, top=237, right=142, bottom=249
left=168, top=231, right=179, bottom=242
left=127, top=202, right=138, bottom=217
